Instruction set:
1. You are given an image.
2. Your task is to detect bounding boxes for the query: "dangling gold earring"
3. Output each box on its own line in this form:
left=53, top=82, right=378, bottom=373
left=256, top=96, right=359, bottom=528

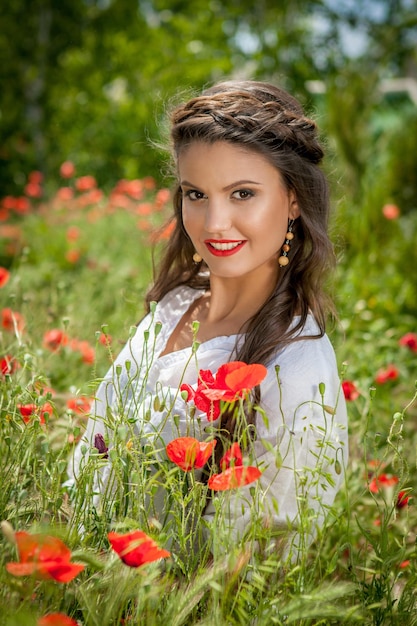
left=193, top=252, right=202, bottom=263
left=278, top=220, right=295, bottom=267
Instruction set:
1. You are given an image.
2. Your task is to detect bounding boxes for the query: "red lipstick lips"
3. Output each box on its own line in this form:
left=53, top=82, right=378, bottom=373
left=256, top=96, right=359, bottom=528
left=204, top=239, right=247, bottom=257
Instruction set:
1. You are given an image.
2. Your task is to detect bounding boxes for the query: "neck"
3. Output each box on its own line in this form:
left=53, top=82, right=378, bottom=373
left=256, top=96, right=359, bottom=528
left=206, top=264, right=279, bottom=330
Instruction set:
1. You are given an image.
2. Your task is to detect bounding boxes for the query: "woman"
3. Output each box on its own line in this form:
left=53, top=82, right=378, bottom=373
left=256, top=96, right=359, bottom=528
left=69, top=80, right=348, bottom=560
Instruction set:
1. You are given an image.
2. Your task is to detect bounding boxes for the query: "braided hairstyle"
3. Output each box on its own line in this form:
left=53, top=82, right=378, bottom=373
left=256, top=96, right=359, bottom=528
left=146, top=80, right=335, bottom=462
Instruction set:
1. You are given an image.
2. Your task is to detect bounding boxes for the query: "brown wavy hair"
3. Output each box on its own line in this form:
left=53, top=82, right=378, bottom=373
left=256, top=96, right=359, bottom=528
left=146, top=80, right=335, bottom=461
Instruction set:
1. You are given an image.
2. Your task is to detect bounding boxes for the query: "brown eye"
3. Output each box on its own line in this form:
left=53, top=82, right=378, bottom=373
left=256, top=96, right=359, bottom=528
left=184, top=190, right=205, bottom=201
left=232, top=189, right=254, bottom=200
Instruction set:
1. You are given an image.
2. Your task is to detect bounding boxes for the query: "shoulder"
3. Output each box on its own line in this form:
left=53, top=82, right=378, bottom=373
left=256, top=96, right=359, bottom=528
left=257, top=317, right=347, bottom=446
left=274, top=314, right=337, bottom=370
left=261, top=315, right=344, bottom=414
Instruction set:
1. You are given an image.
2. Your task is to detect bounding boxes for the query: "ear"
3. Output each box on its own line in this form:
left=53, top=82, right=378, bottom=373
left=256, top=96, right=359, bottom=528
left=288, top=191, right=300, bottom=220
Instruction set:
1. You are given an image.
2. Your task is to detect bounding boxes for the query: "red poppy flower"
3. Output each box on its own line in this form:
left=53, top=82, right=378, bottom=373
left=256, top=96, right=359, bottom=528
left=14, top=196, right=30, bottom=215
left=382, top=203, right=400, bottom=220
left=109, top=192, right=131, bottom=209
left=150, top=220, right=176, bottom=243
left=208, top=465, right=262, bottom=491
left=1, top=308, right=25, bottom=332
left=166, top=437, right=216, bottom=471
left=6, top=531, right=84, bottom=582
left=66, top=396, right=92, bottom=415
left=77, top=189, right=103, bottom=207
left=181, top=361, right=267, bottom=421
left=69, top=339, right=95, bottom=364
left=1, top=355, right=18, bottom=375
left=75, top=175, right=97, bottom=192
left=399, top=332, right=417, bottom=353
left=44, top=329, right=69, bottom=351
left=17, top=404, right=38, bottom=422
left=397, top=490, right=411, bottom=509
left=0, top=266, right=10, bottom=288
left=60, top=161, right=76, bottom=179
left=181, top=369, right=221, bottom=421
left=206, top=362, right=268, bottom=402
left=155, top=188, right=171, bottom=208
left=66, top=226, right=80, bottom=242
left=367, top=459, right=386, bottom=473
left=341, top=380, right=360, bottom=401
left=1, top=196, right=17, bottom=211
left=122, top=178, right=144, bottom=200
left=28, top=170, right=43, bottom=185
left=56, top=187, right=74, bottom=202
left=375, top=364, right=399, bottom=384
left=143, top=176, right=156, bottom=190
left=38, top=403, right=55, bottom=421
left=369, top=473, right=399, bottom=494
left=14, top=197, right=30, bottom=214
left=38, top=613, right=78, bottom=626
left=80, top=342, right=95, bottom=364
left=111, top=178, right=143, bottom=201
left=98, top=332, right=112, bottom=346
left=108, top=530, right=170, bottom=568
left=220, top=442, right=243, bottom=471
left=66, top=249, right=81, bottom=264
left=18, top=402, right=54, bottom=424
left=25, top=182, right=42, bottom=198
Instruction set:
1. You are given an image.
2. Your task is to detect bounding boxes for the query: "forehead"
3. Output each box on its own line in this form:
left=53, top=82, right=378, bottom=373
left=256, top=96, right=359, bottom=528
left=178, top=140, right=280, bottom=179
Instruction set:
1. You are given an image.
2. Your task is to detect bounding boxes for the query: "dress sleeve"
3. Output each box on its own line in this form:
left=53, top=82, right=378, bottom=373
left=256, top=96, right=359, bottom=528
left=66, top=288, right=209, bottom=499
left=202, top=333, right=348, bottom=560
left=66, top=313, right=156, bottom=489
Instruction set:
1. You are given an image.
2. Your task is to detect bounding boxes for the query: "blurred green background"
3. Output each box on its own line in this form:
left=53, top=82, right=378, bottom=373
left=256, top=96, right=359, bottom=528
left=1, top=0, right=417, bottom=199
left=2, top=0, right=417, bottom=343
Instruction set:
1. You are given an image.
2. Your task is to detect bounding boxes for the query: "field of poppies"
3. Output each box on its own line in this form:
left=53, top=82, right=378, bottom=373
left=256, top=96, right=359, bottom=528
left=0, top=162, right=416, bottom=625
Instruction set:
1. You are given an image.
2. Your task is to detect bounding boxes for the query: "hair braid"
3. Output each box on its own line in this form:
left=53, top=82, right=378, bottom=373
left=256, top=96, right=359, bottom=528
left=170, top=89, right=323, bottom=165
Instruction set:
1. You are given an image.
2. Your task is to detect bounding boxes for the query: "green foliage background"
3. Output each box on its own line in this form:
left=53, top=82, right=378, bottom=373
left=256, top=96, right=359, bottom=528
left=2, top=0, right=417, bottom=199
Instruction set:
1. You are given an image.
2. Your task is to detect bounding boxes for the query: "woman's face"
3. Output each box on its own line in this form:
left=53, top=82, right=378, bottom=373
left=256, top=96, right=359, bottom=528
left=179, top=141, right=300, bottom=282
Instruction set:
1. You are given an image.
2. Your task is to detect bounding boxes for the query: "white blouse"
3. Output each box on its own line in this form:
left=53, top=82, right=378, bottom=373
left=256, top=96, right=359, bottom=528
left=68, top=285, right=348, bottom=556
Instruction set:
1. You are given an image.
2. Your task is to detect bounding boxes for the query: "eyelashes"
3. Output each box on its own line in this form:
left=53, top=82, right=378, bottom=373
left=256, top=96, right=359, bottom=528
left=183, top=189, right=206, bottom=201
left=232, top=189, right=254, bottom=200
left=182, top=189, right=255, bottom=201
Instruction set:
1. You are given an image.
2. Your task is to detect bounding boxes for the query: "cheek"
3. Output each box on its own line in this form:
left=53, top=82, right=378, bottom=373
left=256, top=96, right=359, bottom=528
left=182, top=207, right=201, bottom=237
left=248, top=209, right=284, bottom=237
left=249, top=213, right=289, bottom=252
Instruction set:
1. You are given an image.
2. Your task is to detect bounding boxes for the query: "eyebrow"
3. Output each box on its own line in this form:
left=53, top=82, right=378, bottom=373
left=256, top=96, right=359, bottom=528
left=180, top=179, right=262, bottom=191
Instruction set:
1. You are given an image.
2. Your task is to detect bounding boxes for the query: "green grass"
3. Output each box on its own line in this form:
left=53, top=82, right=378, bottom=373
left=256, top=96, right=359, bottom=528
left=0, top=175, right=416, bottom=625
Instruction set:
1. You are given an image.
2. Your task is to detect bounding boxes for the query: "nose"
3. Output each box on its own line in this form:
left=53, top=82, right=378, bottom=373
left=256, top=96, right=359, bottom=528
left=204, top=198, right=232, bottom=233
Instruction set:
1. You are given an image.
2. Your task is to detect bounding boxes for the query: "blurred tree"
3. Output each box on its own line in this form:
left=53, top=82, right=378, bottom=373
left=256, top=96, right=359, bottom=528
left=313, top=0, right=417, bottom=201
left=0, top=0, right=416, bottom=195
left=314, top=1, right=417, bottom=259
left=0, top=0, right=86, bottom=192
left=383, top=105, right=417, bottom=213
